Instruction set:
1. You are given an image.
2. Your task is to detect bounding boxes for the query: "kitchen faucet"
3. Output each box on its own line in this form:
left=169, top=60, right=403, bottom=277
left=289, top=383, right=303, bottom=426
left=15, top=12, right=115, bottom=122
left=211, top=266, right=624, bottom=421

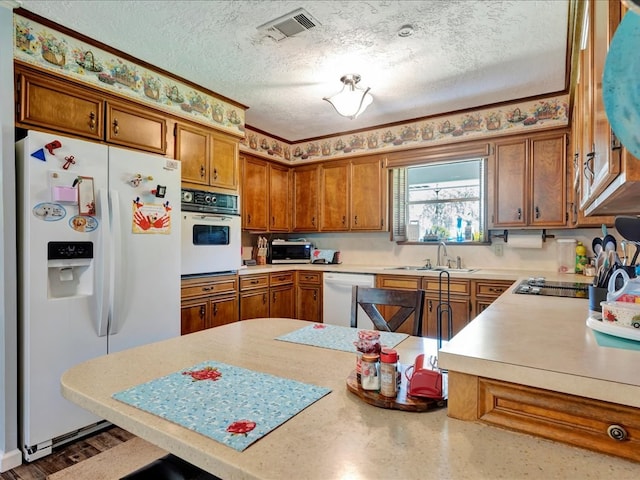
left=437, top=241, right=448, bottom=267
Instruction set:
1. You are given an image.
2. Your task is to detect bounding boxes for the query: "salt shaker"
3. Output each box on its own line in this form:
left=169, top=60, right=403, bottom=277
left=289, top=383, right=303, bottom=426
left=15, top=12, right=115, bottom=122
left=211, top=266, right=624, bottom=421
left=380, top=348, right=398, bottom=397
left=360, top=353, right=380, bottom=391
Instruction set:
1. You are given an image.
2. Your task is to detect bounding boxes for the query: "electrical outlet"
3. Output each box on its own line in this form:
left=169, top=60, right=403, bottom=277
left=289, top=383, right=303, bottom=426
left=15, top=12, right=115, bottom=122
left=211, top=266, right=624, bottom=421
left=494, top=243, right=504, bottom=257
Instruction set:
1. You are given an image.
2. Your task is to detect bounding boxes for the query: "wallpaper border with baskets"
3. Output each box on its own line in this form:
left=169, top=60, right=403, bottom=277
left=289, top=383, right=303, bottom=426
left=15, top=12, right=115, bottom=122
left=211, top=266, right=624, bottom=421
left=14, top=14, right=245, bottom=137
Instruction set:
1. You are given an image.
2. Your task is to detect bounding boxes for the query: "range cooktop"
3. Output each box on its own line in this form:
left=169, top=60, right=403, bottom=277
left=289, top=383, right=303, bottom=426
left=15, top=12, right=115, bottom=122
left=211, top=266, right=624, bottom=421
left=513, top=277, right=589, bottom=299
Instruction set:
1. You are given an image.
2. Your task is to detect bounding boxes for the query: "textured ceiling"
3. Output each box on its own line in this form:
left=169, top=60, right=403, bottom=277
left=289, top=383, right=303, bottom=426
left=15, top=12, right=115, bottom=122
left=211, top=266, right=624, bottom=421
left=16, top=0, right=570, bottom=141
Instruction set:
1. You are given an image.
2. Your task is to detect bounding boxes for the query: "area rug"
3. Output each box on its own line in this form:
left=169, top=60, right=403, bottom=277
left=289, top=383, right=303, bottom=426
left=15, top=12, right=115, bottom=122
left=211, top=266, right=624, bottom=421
left=276, top=323, right=409, bottom=352
left=48, top=437, right=166, bottom=480
left=113, top=360, right=331, bottom=452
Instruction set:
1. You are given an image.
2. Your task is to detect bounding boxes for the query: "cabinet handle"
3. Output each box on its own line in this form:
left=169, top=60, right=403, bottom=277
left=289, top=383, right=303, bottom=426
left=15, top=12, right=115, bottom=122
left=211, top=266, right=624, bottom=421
left=354, top=215, right=358, bottom=225
left=200, top=165, right=206, bottom=178
left=271, top=216, right=275, bottom=226
left=89, top=112, right=96, bottom=130
left=312, top=216, right=316, bottom=226
left=535, top=206, right=540, bottom=219
left=342, top=215, right=346, bottom=226
left=313, top=291, right=317, bottom=301
left=202, top=286, right=214, bottom=292
left=488, top=288, right=504, bottom=293
left=428, top=299, right=433, bottom=312
left=584, top=151, right=595, bottom=182
left=199, top=305, right=206, bottom=318
left=247, top=214, right=251, bottom=224
left=607, top=424, right=628, bottom=441
left=250, top=279, right=259, bottom=284
left=112, top=118, right=119, bottom=135
left=517, top=208, right=522, bottom=220
left=213, top=304, right=218, bottom=316
left=272, top=291, right=277, bottom=303
left=611, top=131, right=622, bottom=151
left=213, top=168, right=218, bottom=180
left=262, top=292, right=268, bottom=304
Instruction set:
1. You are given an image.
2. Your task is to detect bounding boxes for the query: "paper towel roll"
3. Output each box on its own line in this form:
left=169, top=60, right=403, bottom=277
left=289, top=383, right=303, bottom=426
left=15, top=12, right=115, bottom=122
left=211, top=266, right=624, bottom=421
left=507, top=233, right=543, bottom=249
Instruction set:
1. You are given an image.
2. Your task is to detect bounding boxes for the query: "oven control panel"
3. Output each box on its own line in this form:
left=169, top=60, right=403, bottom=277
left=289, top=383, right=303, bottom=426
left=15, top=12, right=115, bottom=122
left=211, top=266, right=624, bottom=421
left=181, top=188, right=239, bottom=214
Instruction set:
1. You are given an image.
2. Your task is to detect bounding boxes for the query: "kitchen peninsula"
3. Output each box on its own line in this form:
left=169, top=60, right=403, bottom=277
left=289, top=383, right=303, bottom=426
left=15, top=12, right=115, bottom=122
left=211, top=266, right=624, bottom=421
left=61, top=317, right=638, bottom=479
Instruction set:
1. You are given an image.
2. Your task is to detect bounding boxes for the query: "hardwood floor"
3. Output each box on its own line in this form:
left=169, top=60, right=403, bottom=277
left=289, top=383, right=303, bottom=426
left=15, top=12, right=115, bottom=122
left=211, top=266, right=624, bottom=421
left=0, top=426, right=134, bottom=480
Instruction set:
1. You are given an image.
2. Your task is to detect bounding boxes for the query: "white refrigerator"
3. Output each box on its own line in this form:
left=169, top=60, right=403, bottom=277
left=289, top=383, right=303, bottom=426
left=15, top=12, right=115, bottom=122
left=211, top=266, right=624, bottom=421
left=16, top=130, right=181, bottom=461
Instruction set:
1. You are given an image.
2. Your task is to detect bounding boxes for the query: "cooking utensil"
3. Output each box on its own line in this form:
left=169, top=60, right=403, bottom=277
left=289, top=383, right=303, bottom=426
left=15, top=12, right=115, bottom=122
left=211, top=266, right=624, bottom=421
left=614, top=216, right=640, bottom=265
left=592, top=237, right=603, bottom=257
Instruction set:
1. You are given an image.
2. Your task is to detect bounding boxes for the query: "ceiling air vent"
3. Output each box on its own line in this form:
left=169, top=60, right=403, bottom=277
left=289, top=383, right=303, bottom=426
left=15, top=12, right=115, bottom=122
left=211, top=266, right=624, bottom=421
left=257, top=8, right=320, bottom=42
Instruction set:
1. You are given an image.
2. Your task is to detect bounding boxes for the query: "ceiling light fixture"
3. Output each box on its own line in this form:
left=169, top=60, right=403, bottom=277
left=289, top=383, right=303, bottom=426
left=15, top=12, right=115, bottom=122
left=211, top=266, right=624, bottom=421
left=323, top=74, right=373, bottom=120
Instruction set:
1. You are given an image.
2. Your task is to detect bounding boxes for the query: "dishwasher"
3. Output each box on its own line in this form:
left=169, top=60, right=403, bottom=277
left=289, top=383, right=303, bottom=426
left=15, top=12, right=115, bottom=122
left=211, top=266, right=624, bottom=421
left=323, top=272, right=375, bottom=329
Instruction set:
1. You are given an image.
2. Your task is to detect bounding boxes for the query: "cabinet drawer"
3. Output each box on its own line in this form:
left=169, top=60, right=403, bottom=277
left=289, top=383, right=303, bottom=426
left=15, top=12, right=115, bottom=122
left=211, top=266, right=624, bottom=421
left=181, top=280, right=237, bottom=299
left=422, top=278, right=470, bottom=295
left=240, top=274, right=270, bottom=290
left=474, top=280, right=513, bottom=298
left=478, top=378, right=640, bottom=462
left=376, top=275, right=421, bottom=290
left=297, top=271, right=322, bottom=285
left=270, top=271, right=294, bottom=287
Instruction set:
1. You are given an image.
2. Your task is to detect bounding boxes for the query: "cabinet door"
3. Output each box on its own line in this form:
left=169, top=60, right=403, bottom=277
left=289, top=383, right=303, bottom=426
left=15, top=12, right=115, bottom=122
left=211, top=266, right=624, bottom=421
left=210, top=133, right=239, bottom=190
left=588, top=0, right=621, bottom=200
left=529, top=133, right=567, bottom=227
left=424, top=295, right=471, bottom=340
left=209, top=295, right=238, bottom=328
left=270, top=285, right=295, bottom=318
left=242, top=156, right=269, bottom=230
left=296, top=285, right=322, bottom=322
left=16, top=67, right=104, bottom=140
left=269, top=163, right=291, bottom=232
left=106, top=100, right=167, bottom=154
left=292, top=165, right=319, bottom=231
left=176, top=123, right=210, bottom=186
left=181, top=298, right=208, bottom=335
left=240, top=289, right=269, bottom=320
left=492, top=139, right=527, bottom=227
left=320, top=161, right=349, bottom=231
left=351, top=157, right=385, bottom=230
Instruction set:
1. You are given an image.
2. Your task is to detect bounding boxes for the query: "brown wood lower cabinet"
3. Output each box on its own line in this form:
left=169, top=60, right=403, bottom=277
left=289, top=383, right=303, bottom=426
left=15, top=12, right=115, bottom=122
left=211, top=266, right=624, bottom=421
left=180, top=274, right=238, bottom=335
left=240, top=272, right=294, bottom=320
left=296, top=271, right=323, bottom=322
left=422, top=277, right=471, bottom=340
left=448, top=371, right=640, bottom=462
left=472, top=279, right=514, bottom=315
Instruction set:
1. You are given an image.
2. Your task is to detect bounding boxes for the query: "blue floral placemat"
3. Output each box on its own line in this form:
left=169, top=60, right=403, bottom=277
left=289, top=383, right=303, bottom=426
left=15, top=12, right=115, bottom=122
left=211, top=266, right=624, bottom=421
left=276, top=323, right=409, bottom=352
left=112, top=361, right=331, bottom=452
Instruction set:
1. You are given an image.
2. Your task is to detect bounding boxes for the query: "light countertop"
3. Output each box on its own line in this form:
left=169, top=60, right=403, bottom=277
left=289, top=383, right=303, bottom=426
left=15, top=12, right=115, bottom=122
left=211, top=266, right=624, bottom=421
left=61, top=319, right=638, bottom=479
left=438, top=281, right=640, bottom=408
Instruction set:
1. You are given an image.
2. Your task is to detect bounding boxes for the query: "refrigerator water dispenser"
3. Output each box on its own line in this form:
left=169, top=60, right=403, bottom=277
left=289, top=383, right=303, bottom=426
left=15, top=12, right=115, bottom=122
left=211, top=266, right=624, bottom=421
left=47, top=241, right=94, bottom=298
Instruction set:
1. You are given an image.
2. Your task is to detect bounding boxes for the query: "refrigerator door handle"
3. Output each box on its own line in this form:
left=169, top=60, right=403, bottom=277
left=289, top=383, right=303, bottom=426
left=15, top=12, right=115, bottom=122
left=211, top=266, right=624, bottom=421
left=96, top=188, right=112, bottom=337
left=109, top=190, right=124, bottom=335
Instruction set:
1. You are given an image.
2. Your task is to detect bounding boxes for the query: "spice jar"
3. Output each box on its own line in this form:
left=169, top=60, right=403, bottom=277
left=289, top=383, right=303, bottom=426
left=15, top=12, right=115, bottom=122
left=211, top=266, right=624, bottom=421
left=360, top=353, right=380, bottom=391
left=353, top=330, right=381, bottom=384
left=380, top=348, right=398, bottom=397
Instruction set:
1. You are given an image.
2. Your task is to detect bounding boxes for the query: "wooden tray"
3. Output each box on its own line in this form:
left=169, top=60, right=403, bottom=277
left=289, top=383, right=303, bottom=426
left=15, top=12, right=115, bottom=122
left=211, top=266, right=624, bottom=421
left=346, top=370, right=447, bottom=412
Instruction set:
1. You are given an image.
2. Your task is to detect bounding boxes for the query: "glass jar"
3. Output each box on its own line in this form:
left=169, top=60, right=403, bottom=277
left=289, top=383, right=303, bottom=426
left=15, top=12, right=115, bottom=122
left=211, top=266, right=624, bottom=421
left=380, top=348, right=398, bottom=397
left=360, top=353, right=380, bottom=391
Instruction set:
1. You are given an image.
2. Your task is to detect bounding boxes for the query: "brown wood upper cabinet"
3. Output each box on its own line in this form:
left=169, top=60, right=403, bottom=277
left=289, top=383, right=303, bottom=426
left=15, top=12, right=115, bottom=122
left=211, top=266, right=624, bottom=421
left=490, top=130, right=568, bottom=228
left=16, top=64, right=104, bottom=141
left=176, top=121, right=239, bottom=190
left=106, top=100, right=167, bottom=154
left=319, top=155, right=387, bottom=232
left=292, top=164, right=320, bottom=232
left=15, top=63, right=167, bottom=154
left=241, top=155, right=290, bottom=231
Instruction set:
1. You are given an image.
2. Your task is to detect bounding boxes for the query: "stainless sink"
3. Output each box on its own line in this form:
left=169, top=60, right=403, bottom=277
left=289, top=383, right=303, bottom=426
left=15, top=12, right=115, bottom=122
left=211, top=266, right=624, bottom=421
left=384, top=266, right=477, bottom=273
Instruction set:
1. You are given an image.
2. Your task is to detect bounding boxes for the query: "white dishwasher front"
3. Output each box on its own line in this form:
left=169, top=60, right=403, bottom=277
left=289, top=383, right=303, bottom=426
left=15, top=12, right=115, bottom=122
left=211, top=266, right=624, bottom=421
left=323, top=272, right=375, bottom=329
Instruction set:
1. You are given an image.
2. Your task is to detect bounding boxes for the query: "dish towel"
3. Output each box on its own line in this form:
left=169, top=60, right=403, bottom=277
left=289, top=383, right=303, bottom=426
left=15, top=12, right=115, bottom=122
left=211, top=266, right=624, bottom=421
left=113, top=361, right=330, bottom=452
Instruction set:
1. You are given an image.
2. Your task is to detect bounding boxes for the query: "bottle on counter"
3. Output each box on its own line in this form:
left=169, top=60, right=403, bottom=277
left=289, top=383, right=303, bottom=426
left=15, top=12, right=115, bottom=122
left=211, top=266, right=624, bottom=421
left=360, top=353, right=380, bottom=391
left=575, top=241, right=588, bottom=274
left=380, top=348, right=398, bottom=397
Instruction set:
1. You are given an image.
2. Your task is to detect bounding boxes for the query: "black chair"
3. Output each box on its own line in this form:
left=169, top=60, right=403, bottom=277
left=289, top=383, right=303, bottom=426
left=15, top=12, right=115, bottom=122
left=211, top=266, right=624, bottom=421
left=350, top=286, right=425, bottom=336
left=120, top=454, right=221, bottom=480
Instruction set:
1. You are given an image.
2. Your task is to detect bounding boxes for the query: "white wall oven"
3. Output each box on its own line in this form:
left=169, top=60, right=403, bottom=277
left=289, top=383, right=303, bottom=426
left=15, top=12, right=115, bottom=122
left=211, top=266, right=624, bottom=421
left=181, top=189, right=241, bottom=276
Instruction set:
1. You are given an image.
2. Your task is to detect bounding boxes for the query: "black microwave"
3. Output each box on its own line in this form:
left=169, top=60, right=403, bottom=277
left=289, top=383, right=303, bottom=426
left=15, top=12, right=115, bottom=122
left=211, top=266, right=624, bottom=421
left=270, top=240, right=312, bottom=264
